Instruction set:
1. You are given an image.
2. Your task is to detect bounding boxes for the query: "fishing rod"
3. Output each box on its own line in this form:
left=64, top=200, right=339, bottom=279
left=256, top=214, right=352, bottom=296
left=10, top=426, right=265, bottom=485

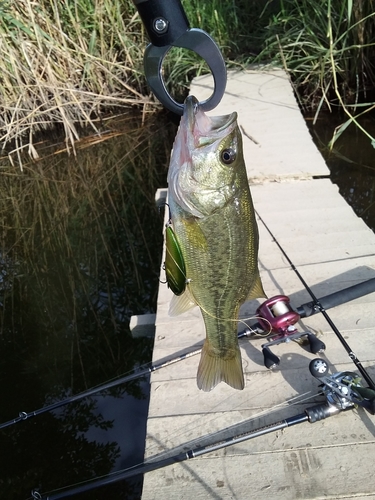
left=254, top=278, right=375, bottom=369
left=31, top=357, right=375, bottom=499
left=296, top=277, right=375, bottom=318
left=0, top=278, right=375, bottom=430
left=255, top=210, right=375, bottom=391
left=0, top=345, right=203, bottom=431
left=2, top=278, right=375, bottom=432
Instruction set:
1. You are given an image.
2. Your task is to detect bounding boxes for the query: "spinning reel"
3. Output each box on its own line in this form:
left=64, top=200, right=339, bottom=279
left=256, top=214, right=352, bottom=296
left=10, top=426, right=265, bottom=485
left=308, top=358, right=375, bottom=416
left=255, top=295, right=326, bottom=369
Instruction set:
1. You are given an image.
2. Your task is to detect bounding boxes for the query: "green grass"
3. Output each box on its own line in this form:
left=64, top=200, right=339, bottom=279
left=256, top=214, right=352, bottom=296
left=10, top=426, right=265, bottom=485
left=1, top=0, right=375, bottom=154
left=255, top=0, right=375, bottom=146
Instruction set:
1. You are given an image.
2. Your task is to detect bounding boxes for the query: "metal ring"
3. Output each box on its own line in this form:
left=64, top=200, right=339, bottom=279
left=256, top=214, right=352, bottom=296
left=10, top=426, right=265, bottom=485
left=144, top=28, right=226, bottom=115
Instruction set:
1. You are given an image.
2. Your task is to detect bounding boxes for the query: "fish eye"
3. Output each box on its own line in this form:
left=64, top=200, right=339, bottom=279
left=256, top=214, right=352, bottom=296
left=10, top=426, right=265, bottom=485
left=221, top=148, right=236, bottom=165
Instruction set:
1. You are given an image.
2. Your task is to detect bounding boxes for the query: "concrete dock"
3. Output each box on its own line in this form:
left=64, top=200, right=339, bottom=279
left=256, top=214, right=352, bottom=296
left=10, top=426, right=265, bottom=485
left=141, top=69, right=375, bottom=499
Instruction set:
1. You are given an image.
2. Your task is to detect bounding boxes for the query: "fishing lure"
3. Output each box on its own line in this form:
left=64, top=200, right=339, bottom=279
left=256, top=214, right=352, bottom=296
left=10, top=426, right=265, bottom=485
left=164, top=222, right=186, bottom=296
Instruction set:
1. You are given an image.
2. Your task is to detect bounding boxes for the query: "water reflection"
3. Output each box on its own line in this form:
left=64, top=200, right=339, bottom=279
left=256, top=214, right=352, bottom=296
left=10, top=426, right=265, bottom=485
left=307, top=115, right=375, bottom=232
left=0, top=111, right=177, bottom=499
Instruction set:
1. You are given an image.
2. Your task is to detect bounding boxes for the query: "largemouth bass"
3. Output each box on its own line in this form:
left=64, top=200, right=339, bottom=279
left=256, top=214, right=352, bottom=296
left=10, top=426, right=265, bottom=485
left=166, top=95, right=266, bottom=391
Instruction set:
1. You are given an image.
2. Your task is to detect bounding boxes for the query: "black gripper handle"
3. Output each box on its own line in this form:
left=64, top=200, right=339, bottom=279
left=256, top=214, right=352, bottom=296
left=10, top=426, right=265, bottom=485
left=134, top=0, right=189, bottom=47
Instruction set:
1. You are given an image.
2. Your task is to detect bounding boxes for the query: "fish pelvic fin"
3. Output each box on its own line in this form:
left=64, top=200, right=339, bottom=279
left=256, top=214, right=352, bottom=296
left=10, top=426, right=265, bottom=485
left=168, top=288, right=197, bottom=316
left=197, top=341, right=244, bottom=392
left=247, top=273, right=267, bottom=301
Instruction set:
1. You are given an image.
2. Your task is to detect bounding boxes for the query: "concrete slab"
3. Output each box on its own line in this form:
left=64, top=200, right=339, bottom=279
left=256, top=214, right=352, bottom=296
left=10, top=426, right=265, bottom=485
left=142, top=69, right=375, bottom=500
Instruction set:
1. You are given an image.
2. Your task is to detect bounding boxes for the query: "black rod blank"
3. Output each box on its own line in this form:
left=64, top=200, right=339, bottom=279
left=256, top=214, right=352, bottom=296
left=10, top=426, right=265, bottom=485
left=3, top=275, right=375, bottom=432
left=256, top=210, right=375, bottom=391
left=40, top=403, right=342, bottom=499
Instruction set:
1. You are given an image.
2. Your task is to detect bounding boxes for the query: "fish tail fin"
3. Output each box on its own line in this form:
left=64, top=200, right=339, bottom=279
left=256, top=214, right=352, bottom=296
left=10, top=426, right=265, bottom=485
left=197, top=341, right=244, bottom=392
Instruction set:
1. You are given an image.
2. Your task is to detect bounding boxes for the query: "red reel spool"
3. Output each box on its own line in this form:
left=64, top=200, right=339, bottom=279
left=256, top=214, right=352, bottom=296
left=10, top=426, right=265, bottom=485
left=257, top=295, right=300, bottom=334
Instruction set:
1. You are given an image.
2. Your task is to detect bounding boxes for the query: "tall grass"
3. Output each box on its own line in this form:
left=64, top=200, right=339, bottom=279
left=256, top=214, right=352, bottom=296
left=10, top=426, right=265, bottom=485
left=0, top=0, right=148, bottom=155
left=0, top=0, right=266, bottom=158
left=256, top=0, right=375, bottom=145
left=1, top=0, right=375, bottom=153
left=258, top=0, right=375, bottom=106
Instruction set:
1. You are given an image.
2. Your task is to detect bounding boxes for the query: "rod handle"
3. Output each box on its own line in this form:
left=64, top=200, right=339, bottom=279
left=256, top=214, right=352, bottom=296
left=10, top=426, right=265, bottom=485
left=305, top=403, right=341, bottom=423
left=297, top=278, right=375, bottom=318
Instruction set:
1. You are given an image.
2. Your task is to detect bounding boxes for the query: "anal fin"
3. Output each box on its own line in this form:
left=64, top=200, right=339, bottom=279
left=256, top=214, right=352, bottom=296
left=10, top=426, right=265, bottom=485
left=247, top=273, right=267, bottom=300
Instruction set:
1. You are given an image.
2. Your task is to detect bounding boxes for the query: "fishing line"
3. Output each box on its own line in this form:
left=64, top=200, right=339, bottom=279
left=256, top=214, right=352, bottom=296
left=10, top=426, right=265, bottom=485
left=0, top=322, right=268, bottom=431
left=255, top=210, right=375, bottom=391
left=0, top=347, right=205, bottom=430
left=32, top=390, right=316, bottom=500
left=191, top=300, right=271, bottom=335
left=142, top=387, right=317, bottom=464
left=169, top=281, right=273, bottom=335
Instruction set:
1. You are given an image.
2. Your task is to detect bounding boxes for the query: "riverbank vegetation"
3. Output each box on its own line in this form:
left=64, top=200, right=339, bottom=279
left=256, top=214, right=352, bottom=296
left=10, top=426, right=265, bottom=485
left=1, top=0, right=374, bottom=154
left=0, top=113, right=180, bottom=498
left=0, top=112, right=176, bottom=387
left=256, top=0, right=375, bottom=146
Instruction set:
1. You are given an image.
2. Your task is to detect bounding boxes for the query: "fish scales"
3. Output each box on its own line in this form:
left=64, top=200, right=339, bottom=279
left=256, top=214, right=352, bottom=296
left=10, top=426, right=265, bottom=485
left=167, top=95, right=266, bottom=391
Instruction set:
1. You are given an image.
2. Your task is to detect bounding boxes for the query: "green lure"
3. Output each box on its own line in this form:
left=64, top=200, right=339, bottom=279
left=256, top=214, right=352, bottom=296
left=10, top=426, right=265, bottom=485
left=165, top=224, right=186, bottom=296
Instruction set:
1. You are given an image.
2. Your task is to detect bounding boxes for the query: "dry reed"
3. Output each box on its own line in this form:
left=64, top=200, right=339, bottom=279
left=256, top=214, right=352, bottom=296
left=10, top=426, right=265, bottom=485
left=0, top=0, right=152, bottom=160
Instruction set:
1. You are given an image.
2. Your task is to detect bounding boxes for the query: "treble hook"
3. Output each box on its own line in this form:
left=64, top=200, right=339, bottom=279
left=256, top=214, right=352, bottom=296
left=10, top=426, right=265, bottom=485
left=133, top=0, right=227, bottom=115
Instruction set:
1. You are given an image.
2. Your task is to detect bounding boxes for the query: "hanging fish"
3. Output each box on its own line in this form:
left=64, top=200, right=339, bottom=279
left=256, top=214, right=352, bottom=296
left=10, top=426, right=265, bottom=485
left=166, top=95, right=266, bottom=391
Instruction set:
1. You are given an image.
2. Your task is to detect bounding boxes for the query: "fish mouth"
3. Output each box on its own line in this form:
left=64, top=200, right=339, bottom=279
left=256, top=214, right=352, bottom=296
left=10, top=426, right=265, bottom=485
left=168, top=96, right=239, bottom=218
left=184, top=95, right=237, bottom=145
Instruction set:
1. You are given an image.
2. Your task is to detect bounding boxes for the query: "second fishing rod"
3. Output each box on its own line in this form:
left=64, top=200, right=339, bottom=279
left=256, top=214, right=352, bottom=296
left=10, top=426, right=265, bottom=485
left=32, top=356, right=375, bottom=499
left=255, top=210, right=375, bottom=391
left=1, top=275, right=375, bottom=432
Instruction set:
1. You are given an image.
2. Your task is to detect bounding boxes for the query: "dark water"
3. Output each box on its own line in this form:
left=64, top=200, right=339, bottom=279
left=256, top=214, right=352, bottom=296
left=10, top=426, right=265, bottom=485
left=306, top=114, right=375, bottom=233
left=1, top=107, right=374, bottom=500
left=0, top=112, right=177, bottom=500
